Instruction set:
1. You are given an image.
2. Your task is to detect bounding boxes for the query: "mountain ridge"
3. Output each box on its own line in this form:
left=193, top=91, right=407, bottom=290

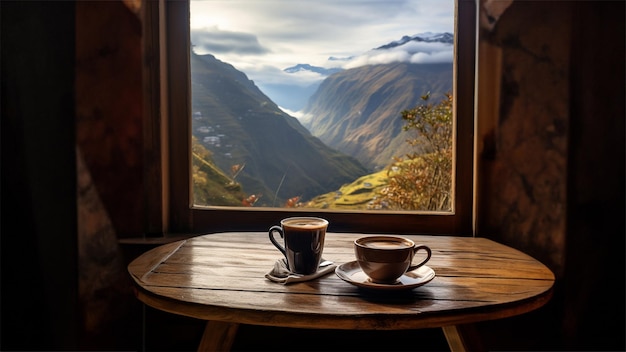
left=374, top=32, right=454, bottom=50
left=284, top=63, right=342, bottom=76
left=267, top=32, right=453, bottom=112
left=190, top=51, right=368, bottom=206
left=302, top=62, right=453, bottom=169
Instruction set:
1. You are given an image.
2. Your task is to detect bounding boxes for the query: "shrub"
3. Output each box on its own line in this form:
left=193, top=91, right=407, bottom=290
left=369, top=93, right=453, bottom=211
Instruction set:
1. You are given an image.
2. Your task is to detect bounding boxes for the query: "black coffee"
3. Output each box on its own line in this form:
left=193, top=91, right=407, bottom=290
left=282, top=219, right=327, bottom=274
left=282, top=218, right=328, bottom=229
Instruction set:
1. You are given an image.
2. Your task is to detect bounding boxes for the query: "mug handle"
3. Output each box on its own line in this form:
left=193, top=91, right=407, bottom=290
left=269, top=225, right=287, bottom=258
left=407, top=244, right=432, bottom=272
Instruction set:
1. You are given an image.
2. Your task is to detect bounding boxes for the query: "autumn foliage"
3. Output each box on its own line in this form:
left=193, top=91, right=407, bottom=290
left=369, top=93, right=453, bottom=211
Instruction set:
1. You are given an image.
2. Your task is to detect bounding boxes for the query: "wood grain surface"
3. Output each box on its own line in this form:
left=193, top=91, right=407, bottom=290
left=129, top=232, right=554, bottom=330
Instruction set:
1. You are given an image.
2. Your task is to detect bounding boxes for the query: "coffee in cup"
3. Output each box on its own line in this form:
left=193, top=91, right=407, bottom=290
left=269, top=217, right=329, bottom=275
left=354, top=236, right=432, bottom=284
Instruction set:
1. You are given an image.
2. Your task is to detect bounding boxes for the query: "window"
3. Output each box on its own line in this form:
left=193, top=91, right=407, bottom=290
left=152, top=0, right=476, bottom=236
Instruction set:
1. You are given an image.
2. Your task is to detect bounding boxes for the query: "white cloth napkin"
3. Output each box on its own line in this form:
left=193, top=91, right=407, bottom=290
left=265, top=258, right=337, bottom=284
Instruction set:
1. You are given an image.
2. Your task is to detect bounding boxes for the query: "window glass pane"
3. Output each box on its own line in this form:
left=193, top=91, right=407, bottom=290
left=189, top=0, right=456, bottom=212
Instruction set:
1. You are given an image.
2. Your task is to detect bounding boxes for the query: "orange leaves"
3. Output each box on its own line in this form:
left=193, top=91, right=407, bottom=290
left=231, top=163, right=245, bottom=180
left=241, top=194, right=261, bottom=207
left=241, top=194, right=301, bottom=207
left=285, top=196, right=301, bottom=208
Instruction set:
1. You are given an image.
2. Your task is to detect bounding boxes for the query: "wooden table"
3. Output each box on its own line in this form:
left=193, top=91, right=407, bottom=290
left=128, top=232, right=554, bottom=352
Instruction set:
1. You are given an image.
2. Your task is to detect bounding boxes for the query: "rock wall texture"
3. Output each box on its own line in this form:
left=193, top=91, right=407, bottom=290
left=475, top=1, right=624, bottom=350
left=477, top=0, right=570, bottom=276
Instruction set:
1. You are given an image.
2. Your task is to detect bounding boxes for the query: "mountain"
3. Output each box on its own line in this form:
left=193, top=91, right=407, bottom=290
left=374, top=32, right=454, bottom=50
left=255, top=82, right=319, bottom=112
left=260, top=32, right=453, bottom=114
left=301, top=62, right=453, bottom=170
left=259, top=64, right=342, bottom=111
left=257, top=65, right=342, bottom=112
left=190, top=51, right=368, bottom=206
left=284, top=64, right=343, bottom=76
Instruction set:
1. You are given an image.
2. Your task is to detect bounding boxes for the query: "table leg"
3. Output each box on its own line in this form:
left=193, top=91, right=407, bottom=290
left=442, top=324, right=484, bottom=352
left=197, top=321, right=239, bottom=352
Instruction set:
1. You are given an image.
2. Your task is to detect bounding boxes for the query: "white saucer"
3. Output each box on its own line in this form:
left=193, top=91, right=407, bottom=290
left=335, top=261, right=435, bottom=291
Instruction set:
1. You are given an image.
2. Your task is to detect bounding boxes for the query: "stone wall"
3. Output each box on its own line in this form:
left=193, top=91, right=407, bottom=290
left=476, top=0, right=570, bottom=276
left=75, top=0, right=144, bottom=238
left=475, top=1, right=624, bottom=350
left=75, top=1, right=144, bottom=348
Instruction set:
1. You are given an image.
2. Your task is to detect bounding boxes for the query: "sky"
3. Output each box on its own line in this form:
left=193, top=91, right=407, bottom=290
left=190, top=0, right=454, bottom=89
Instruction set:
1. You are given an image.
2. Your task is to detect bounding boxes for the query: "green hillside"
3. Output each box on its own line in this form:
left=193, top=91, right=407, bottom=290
left=192, top=133, right=391, bottom=210
left=190, top=51, right=368, bottom=207
left=303, top=169, right=389, bottom=210
left=192, top=136, right=246, bottom=206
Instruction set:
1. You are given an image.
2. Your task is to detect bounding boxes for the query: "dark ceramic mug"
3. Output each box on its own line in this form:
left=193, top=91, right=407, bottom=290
left=269, top=217, right=329, bottom=275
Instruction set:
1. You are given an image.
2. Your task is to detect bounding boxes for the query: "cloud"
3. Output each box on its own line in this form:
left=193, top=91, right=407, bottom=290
left=409, top=49, right=453, bottom=64
left=343, top=41, right=453, bottom=69
left=279, top=106, right=305, bottom=119
left=191, top=26, right=271, bottom=55
left=238, top=63, right=325, bottom=87
left=189, top=0, right=454, bottom=87
left=344, top=50, right=410, bottom=68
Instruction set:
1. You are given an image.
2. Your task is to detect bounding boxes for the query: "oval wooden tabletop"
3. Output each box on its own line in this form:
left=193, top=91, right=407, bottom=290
left=128, top=232, right=555, bottom=330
